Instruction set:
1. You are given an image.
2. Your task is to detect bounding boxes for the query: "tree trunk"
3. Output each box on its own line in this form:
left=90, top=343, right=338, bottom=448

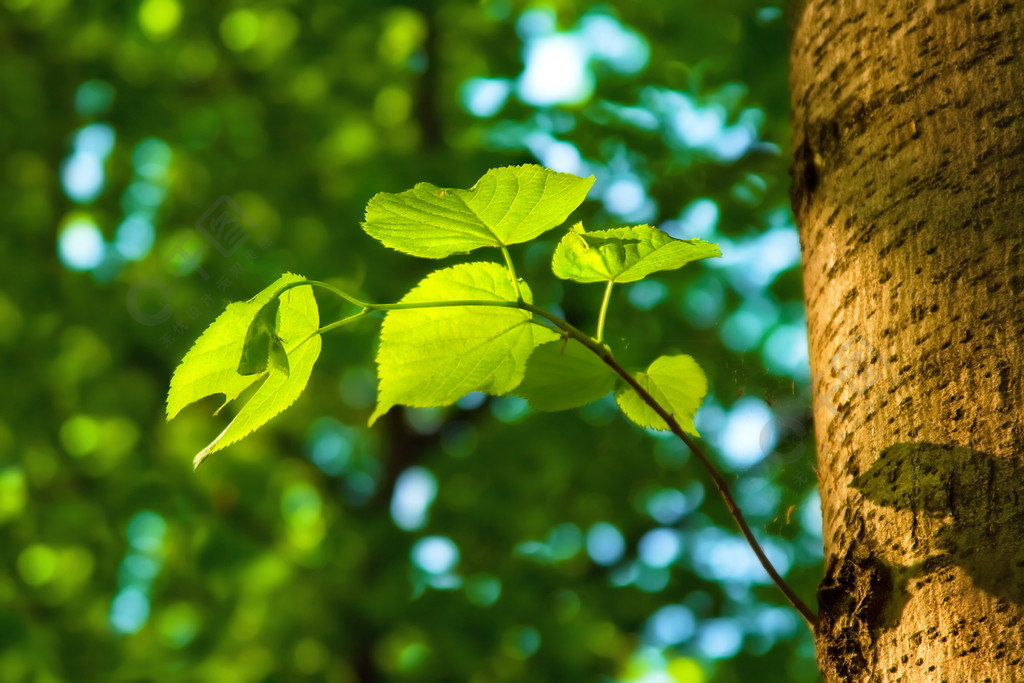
left=789, top=1, right=1024, bottom=680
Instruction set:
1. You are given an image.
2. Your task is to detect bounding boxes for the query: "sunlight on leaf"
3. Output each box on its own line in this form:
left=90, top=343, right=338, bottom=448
left=165, top=273, right=321, bottom=468
left=552, top=223, right=720, bottom=283
left=363, top=164, right=594, bottom=258
left=616, top=354, right=707, bottom=435
left=371, top=261, right=558, bottom=423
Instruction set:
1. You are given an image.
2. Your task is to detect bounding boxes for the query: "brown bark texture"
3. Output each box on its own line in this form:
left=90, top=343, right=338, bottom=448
left=789, top=0, right=1024, bottom=681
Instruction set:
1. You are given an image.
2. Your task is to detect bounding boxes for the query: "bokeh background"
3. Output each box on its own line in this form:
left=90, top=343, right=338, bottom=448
left=1, top=0, right=823, bottom=681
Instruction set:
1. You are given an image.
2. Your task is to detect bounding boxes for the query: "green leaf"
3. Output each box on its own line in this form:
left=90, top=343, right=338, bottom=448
left=615, top=355, right=707, bottom=435
left=552, top=223, right=721, bottom=283
left=371, top=261, right=559, bottom=423
left=514, top=339, right=617, bottom=411
left=238, top=298, right=289, bottom=376
left=166, top=273, right=321, bottom=468
left=363, top=164, right=595, bottom=258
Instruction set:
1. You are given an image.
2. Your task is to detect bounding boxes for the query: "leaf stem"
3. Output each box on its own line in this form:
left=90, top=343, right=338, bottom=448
left=499, top=245, right=524, bottom=302
left=288, top=309, right=374, bottom=354
left=595, top=281, right=614, bottom=343
left=271, top=279, right=369, bottom=309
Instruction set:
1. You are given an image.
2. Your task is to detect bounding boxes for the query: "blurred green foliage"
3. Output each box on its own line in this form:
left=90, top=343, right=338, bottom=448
left=1, top=0, right=822, bottom=680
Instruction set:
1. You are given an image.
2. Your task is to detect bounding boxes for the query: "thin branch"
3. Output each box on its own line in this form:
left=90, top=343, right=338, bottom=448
left=299, top=295, right=818, bottom=628
left=519, top=302, right=819, bottom=628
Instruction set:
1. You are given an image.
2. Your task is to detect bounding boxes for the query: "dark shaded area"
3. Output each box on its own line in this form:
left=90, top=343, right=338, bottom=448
left=852, top=442, right=1024, bottom=611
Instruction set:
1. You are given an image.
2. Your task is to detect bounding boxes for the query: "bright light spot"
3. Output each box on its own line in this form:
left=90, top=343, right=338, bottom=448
left=110, top=587, right=150, bottom=634
left=646, top=604, right=696, bottom=646
left=516, top=8, right=556, bottom=38
left=58, top=218, right=105, bottom=271
left=579, top=14, right=649, bottom=74
left=132, top=138, right=172, bottom=179
left=457, top=392, right=487, bottom=410
left=721, top=309, right=767, bottom=352
left=586, top=522, right=625, bottom=566
left=763, top=324, right=810, bottom=379
left=604, top=177, right=647, bottom=217
left=645, top=489, right=688, bottom=525
left=17, top=545, right=57, bottom=586
left=712, top=125, right=756, bottom=161
left=736, top=477, right=780, bottom=518
left=61, top=152, right=104, bottom=203
left=717, top=398, right=774, bottom=469
left=628, top=280, right=667, bottom=310
left=800, top=490, right=823, bottom=539
left=126, top=511, right=164, bottom=557
left=127, top=511, right=166, bottom=553
left=691, top=528, right=791, bottom=584
left=220, top=9, right=260, bottom=51
left=390, top=467, right=437, bottom=531
left=518, top=34, right=592, bottom=106
left=114, top=214, right=155, bottom=261
left=672, top=97, right=725, bottom=147
left=638, top=528, right=681, bottom=568
left=664, top=198, right=718, bottom=239
left=306, top=418, right=352, bottom=475
left=756, top=227, right=802, bottom=280
left=461, top=78, right=511, bottom=118
left=540, top=140, right=585, bottom=175
left=119, top=554, right=160, bottom=584
left=697, top=619, right=742, bottom=659
left=74, top=123, right=116, bottom=158
left=138, top=0, right=182, bottom=40
left=411, top=536, right=459, bottom=575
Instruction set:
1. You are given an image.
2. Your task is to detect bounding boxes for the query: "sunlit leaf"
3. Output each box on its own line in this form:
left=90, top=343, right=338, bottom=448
left=552, top=223, right=720, bottom=283
left=363, top=164, right=595, bottom=258
left=515, top=338, right=617, bottom=411
left=615, top=354, right=707, bottom=435
left=166, top=273, right=321, bottom=467
left=371, top=261, right=558, bottom=423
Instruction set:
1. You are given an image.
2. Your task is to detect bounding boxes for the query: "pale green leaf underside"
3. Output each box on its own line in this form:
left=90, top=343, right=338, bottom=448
left=165, top=273, right=321, bottom=467
left=363, top=164, right=595, bottom=258
left=371, top=262, right=558, bottom=423
left=615, top=354, right=707, bottom=435
left=552, top=223, right=721, bottom=283
left=514, top=339, right=617, bottom=412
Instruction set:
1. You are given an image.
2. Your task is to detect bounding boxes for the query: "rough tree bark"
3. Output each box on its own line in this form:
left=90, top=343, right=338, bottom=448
left=789, top=1, right=1024, bottom=681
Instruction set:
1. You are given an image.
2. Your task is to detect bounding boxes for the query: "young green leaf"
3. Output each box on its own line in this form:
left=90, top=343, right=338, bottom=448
left=552, top=223, right=720, bottom=283
left=615, top=354, right=708, bottom=435
left=166, top=273, right=321, bottom=468
left=514, top=338, right=617, bottom=411
left=370, top=261, right=559, bottom=423
left=362, top=164, right=595, bottom=258
left=238, top=298, right=288, bottom=376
